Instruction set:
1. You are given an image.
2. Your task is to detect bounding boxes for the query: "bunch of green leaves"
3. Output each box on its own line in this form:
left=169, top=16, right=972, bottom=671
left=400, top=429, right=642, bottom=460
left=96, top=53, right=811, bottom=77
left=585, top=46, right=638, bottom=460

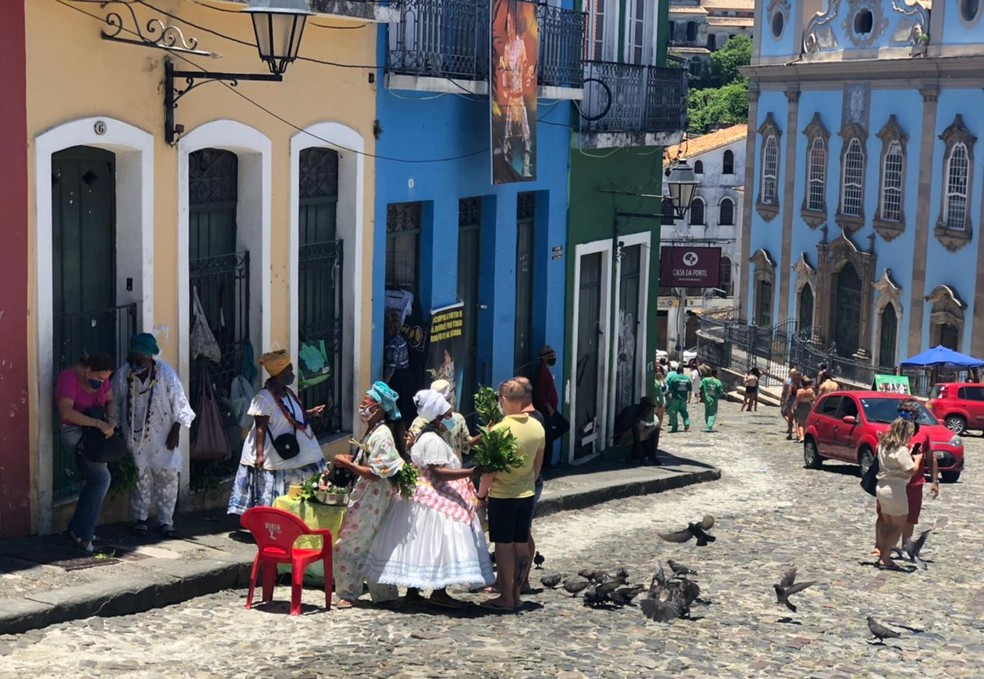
left=474, top=386, right=502, bottom=427
left=108, top=454, right=139, bottom=499
left=471, top=426, right=525, bottom=474
left=389, top=462, right=419, bottom=500
left=299, top=472, right=321, bottom=502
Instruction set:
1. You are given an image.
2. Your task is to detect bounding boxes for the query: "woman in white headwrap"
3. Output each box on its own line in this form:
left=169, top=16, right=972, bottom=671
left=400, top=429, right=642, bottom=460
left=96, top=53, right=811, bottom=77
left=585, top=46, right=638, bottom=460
left=365, top=389, right=494, bottom=607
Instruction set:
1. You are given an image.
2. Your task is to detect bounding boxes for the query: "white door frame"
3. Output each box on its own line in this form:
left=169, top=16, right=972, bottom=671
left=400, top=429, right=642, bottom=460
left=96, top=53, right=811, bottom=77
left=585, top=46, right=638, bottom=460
left=606, top=231, right=651, bottom=440
left=34, top=117, right=155, bottom=533
left=622, top=0, right=655, bottom=65
left=568, top=239, right=613, bottom=465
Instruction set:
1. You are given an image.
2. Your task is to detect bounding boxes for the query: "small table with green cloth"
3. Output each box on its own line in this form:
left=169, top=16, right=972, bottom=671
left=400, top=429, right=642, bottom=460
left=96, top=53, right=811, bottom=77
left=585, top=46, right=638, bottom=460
left=271, top=495, right=347, bottom=584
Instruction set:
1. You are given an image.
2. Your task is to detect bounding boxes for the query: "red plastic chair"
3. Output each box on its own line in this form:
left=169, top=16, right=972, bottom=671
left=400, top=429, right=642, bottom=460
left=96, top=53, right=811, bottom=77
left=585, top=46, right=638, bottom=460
left=240, top=507, right=333, bottom=616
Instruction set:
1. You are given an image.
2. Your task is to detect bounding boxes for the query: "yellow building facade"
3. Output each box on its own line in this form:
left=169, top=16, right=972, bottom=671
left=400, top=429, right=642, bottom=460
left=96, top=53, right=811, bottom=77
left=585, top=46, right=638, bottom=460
left=27, top=0, right=378, bottom=533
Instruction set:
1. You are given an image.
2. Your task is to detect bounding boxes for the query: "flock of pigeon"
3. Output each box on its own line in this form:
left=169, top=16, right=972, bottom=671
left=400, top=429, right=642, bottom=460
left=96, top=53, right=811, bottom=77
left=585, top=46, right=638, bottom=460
left=533, top=513, right=930, bottom=645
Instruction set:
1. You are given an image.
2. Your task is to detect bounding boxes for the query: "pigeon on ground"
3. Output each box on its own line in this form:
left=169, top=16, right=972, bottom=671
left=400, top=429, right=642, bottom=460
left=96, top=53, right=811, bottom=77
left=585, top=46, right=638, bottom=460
left=867, top=616, right=902, bottom=644
left=533, top=551, right=545, bottom=569
left=595, top=577, right=628, bottom=597
left=563, top=578, right=590, bottom=595
left=583, top=585, right=610, bottom=607
left=615, top=567, right=630, bottom=580
left=658, top=514, right=717, bottom=546
left=640, top=595, right=683, bottom=622
left=540, top=573, right=563, bottom=589
left=610, top=585, right=645, bottom=606
left=667, top=559, right=697, bottom=577
left=892, top=529, right=931, bottom=570
left=578, top=568, right=603, bottom=581
left=773, top=567, right=816, bottom=613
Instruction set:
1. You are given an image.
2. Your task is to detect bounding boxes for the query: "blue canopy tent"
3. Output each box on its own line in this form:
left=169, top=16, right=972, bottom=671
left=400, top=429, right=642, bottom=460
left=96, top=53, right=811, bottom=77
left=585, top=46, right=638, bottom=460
left=899, top=346, right=984, bottom=369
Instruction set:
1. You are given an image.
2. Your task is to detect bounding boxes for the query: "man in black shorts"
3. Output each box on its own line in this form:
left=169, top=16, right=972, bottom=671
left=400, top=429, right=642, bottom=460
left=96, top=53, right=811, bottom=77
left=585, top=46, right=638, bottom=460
left=478, top=379, right=545, bottom=611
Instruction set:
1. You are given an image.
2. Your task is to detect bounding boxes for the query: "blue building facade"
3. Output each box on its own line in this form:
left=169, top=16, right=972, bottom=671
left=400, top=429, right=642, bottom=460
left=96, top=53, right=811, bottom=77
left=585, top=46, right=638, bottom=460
left=741, top=0, right=984, bottom=382
left=372, top=0, right=582, bottom=451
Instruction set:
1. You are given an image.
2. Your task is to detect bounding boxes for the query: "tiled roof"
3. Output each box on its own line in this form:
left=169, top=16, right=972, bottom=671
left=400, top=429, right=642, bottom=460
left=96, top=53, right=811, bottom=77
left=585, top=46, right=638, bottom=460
left=664, top=124, right=748, bottom=161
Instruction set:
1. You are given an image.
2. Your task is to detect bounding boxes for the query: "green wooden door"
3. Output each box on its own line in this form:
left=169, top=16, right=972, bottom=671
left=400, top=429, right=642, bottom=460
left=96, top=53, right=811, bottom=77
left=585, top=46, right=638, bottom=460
left=298, top=148, right=343, bottom=436
left=514, top=192, right=535, bottom=374
left=51, top=146, right=117, bottom=499
left=457, top=197, right=482, bottom=421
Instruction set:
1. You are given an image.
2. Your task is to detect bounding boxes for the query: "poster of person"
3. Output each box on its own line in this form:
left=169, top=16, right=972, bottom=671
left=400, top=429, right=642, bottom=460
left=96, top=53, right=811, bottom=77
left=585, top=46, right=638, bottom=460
left=872, top=374, right=911, bottom=394
left=491, top=0, right=538, bottom=184
left=427, top=303, right=467, bottom=409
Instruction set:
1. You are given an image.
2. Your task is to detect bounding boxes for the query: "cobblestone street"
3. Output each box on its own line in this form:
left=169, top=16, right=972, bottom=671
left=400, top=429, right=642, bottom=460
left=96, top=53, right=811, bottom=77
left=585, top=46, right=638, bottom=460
left=2, top=400, right=982, bottom=678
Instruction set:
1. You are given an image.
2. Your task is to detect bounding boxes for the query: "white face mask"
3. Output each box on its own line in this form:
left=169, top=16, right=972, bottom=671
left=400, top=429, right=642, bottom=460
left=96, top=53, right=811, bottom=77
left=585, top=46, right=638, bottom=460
left=358, top=405, right=378, bottom=423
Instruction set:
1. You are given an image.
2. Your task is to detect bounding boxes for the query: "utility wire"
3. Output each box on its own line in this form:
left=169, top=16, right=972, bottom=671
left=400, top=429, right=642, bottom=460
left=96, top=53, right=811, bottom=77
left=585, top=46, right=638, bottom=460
left=189, top=0, right=369, bottom=28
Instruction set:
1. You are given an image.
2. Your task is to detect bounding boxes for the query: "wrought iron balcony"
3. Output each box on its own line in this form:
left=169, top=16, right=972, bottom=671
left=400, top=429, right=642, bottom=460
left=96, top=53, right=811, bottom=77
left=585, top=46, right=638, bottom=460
left=581, top=61, right=688, bottom=137
left=387, top=0, right=584, bottom=90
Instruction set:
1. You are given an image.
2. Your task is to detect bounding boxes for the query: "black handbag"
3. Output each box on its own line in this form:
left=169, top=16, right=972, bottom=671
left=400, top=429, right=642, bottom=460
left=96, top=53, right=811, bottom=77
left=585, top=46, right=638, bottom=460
left=860, top=457, right=879, bottom=496
left=78, top=427, right=128, bottom=463
left=271, top=432, right=300, bottom=460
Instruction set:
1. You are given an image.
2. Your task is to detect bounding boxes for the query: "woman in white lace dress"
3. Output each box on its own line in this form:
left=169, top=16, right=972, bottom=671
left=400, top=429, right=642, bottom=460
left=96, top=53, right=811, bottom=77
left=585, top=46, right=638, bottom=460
left=365, top=390, right=494, bottom=607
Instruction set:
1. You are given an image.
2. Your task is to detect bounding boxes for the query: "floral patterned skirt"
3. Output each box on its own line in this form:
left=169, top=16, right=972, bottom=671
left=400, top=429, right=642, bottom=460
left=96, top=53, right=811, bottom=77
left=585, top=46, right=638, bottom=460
left=226, top=460, right=327, bottom=515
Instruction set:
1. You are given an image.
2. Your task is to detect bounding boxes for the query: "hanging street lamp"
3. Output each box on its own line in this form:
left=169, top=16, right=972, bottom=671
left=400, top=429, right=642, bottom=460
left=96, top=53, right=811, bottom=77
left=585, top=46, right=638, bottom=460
left=243, top=0, right=314, bottom=76
left=664, top=158, right=700, bottom=219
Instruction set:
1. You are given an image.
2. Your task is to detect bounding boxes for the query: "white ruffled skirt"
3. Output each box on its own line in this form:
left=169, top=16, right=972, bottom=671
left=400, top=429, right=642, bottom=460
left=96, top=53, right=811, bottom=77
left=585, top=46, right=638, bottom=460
left=364, top=497, right=495, bottom=590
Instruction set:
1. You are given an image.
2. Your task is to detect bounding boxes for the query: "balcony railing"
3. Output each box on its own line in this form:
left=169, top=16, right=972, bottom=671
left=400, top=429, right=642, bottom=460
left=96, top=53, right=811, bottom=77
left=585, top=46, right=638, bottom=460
left=388, top=0, right=584, bottom=87
left=537, top=4, right=585, bottom=87
left=581, top=62, right=688, bottom=135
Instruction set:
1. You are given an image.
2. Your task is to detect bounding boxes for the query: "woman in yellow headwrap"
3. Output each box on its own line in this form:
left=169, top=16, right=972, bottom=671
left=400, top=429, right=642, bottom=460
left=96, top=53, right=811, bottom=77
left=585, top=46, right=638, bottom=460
left=227, top=350, right=327, bottom=514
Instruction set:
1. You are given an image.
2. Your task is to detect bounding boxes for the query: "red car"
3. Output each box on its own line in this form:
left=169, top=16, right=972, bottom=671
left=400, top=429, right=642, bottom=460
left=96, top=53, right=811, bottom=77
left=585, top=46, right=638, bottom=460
left=926, top=382, right=984, bottom=435
left=803, top=391, right=964, bottom=483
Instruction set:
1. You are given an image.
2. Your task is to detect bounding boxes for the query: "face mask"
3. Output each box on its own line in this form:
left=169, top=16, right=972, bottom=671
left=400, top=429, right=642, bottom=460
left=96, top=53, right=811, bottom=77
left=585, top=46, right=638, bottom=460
left=88, top=379, right=104, bottom=389
left=497, top=401, right=504, bottom=415
left=358, top=405, right=377, bottom=423
left=547, top=358, right=557, bottom=366
left=441, top=416, right=455, bottom=430
left=281, top=373, right=295, bottom=386
left=130, top=361, right=151, bottom=376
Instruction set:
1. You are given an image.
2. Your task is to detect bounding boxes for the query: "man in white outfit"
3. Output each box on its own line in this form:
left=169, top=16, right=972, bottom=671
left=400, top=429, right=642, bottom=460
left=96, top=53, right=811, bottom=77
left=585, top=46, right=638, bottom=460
left=112, top=333, right=196, bottom=536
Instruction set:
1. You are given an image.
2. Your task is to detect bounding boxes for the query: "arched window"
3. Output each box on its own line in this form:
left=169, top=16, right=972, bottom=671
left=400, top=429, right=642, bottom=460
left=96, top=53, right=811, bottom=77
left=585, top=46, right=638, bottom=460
left=880, top=141, right=904, bottom=222
left=686, top=21, right=697, bottom=42
left=722, top=149, right=735, bottom=174
left=661, top=197, right=675, bottom=225
left=945, top=142, right=970, bottom=230
left=807, top=137, right=827, bottom=212
left=694, top=160, right=704, bottom=174
left=719, top=197, right=735, bottom=226
left=668, top=21, right=676, bottom=42
left=707, top=34, right=717, bottom=50
left=762, top=136, right=779, bottom=205
left=877, top=304, right=898, bottom=371
left=840, top=138, right=865, bottom=217
left=689, top=197, right=705, bottom=226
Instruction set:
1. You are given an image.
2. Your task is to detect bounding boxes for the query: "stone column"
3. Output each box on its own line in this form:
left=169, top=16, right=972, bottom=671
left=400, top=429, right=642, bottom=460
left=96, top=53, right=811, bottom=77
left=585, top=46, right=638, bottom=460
left=906, top=87, right=939, bottom=356
left=778, top=88, right=801, bottom=325
left=738, top=83, right=761, bottom=322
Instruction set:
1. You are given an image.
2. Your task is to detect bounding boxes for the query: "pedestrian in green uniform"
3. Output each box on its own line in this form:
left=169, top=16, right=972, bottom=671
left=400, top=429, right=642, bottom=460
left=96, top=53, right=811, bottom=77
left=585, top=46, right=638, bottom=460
left=700, top=368, right=725, bottom=432
left=665, top=364, right=691, bottom=433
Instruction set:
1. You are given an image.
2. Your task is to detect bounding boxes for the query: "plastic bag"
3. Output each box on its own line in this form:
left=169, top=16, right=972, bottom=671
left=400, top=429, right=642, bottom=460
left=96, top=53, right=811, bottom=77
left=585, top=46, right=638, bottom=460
left=229, top=375, right=256, bottom=429
left=190, top=286, right=221, bottom=364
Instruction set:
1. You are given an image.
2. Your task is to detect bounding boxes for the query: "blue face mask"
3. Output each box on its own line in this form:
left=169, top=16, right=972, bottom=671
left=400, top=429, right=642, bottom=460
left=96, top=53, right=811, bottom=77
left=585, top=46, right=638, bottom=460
left=441, top=416, right=455, bottom=430
left=88, top=379, right=104, bottom=389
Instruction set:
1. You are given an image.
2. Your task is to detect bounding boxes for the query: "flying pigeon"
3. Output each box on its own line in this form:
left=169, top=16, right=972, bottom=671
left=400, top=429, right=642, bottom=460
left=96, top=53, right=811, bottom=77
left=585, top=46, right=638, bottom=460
left=892, top=529, right=931, bottom=570
left=773, top=567, right=816, bottom=613
left=658, top=515, right=716, bottom=546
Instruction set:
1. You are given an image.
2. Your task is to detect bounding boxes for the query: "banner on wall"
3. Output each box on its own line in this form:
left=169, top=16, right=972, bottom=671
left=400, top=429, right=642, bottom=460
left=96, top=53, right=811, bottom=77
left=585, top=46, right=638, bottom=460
left=491, top=0, right=538, bottom=185
left=659, top=246, right=722, bottom=288
left=426, top=302, right=467, bottom=409
left=872, top=374, right=911, bottom=394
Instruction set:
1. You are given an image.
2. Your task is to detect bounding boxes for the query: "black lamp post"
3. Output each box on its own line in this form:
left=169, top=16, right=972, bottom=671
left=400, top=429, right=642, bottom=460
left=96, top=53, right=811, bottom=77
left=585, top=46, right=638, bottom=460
left=160, top=0, right=312, bottom=143
left=665, top=158, right=700, bottom=219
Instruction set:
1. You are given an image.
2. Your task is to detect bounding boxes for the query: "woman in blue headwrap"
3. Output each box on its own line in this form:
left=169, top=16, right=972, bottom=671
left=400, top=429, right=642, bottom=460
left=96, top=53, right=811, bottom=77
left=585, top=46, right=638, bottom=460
left=330, top=381, right=408, bottom=608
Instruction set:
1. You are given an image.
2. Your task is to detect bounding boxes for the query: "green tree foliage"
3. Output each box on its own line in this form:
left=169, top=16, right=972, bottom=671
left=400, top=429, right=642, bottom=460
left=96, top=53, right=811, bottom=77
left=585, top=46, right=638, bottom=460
left=708, top=35, right=752, bottom=88
left=686, top=35, right=752, bottom=134
left=688, top=83, right=749, bottom=135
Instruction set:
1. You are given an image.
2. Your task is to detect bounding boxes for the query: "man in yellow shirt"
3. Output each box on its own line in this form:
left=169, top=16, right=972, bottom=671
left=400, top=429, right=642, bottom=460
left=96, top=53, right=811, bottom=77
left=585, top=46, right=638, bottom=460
left=478, top=379, right=545, bottom=611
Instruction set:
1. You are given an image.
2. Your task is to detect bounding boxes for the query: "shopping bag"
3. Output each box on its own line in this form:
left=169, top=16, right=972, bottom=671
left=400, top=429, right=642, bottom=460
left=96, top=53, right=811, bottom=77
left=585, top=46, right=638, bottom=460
left=191, top=368, right=229, bottom=462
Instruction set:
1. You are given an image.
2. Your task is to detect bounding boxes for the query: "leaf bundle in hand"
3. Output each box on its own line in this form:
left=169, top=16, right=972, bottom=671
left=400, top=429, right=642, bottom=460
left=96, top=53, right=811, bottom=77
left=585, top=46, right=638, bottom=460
left=474, top=386, right=502, bottom=427
left=389, top=461, right=419, bottom=499
left=472, top=426, right=525, bottom=474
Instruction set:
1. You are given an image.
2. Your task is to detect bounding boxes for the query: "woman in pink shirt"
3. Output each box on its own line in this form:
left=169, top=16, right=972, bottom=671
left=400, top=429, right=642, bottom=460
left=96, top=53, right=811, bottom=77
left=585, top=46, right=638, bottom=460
left=55, top=352, right=117, bottom=553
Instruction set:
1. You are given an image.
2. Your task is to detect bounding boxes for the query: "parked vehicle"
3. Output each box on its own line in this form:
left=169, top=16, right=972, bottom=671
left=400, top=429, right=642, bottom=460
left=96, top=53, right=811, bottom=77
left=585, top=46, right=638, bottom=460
left=926, top=382, right=984, bottom=435
left=803, top=391, right=964, bottom=483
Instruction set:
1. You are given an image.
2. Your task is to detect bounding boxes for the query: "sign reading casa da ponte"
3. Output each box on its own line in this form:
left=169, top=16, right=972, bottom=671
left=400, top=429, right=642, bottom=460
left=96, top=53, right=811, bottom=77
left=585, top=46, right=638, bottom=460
left=659, top=246, right=721, bottom=288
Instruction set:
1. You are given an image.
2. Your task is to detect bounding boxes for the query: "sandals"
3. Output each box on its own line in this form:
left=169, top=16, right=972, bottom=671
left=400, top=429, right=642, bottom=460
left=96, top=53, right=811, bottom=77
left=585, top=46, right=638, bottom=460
left=159, top=524, right=176, bottom=538
left=335, top=599, right=356, bottom=609
left=132, top=521, right=149, bottom=536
